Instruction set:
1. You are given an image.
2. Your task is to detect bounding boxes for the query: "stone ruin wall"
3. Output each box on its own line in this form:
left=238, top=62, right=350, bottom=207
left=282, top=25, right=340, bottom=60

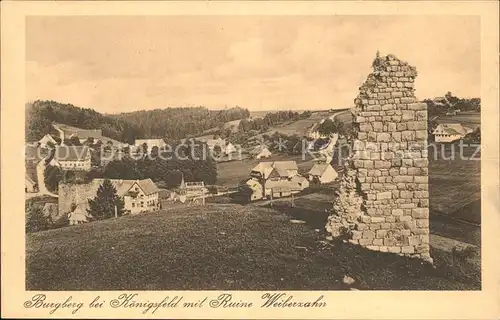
left=327, top=53, right=431, bottom=262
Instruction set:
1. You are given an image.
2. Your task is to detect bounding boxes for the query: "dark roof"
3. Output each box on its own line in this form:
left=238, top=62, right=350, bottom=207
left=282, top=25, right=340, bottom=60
left=55, top=146, right=91, bottom=161
left=68, top=129, right=102, bottom=139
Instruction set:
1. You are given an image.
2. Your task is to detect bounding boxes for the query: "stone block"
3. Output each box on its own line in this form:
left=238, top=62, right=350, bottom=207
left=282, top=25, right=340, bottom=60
left=364, top=160, right=374, bottom=169
left=396, top=215, right=412, bottom=222
left=351, top=230, right=363, bottom=240
left=373, top=239, right=384, bottom=246
left=414, top=176, right=428, bottom=183
left=412, top=208, right=429, bottom=219
left=402, top=110, right=415, bottom=120
left=374, top=160, right=391, bottom=169
left=401, top=131, right=415, bottom=141
left=413, top=228, right=429, bottom=235
left=415, top=130, right=427, bottom=141
left=397, top=123, right=407, bottom=131
left=402, top=159, right=413, bottom=167
left=384, top=238, right=397, bottom=246
left=393, top=176, right=413, bottom=183
left=362, top=230, right=375, bottom=239
left=401, top=246, right=415, bottom=254
left=376, top=229, right=387, bottom=238
left=359, top=123, right=373, bottom=132
left=355, top=223, right=367, bottom=231
left=415, top=244, right=430, bottom=253
left=406, top=121, right=426, bottom=130
left=388, top=246, right=401, bottom=253
left=359, top=238, right=373, bottom=246
left=400, top=191, right=414, bottom=199
left=377, top=133, right=391, bottom=142
left=371, top=216, right=385, bottom=223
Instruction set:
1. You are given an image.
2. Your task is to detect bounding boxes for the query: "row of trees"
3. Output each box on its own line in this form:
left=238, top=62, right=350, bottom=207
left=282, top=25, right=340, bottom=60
left=44, top=141, right=219, bottom=193
left=238, top=110, right=311, bottom=133
left=424, top=92, right=481, bottom=118
left=26, top=100, right=251, bottom=144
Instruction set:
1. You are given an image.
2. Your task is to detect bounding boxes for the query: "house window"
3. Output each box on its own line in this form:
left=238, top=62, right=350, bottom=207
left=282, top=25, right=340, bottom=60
left=132, top=203, right=135, bottom=208
left=141, top=202, right=144, bottom=207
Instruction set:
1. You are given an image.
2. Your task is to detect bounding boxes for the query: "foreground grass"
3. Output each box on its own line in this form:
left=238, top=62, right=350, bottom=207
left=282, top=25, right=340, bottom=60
left=26, top=204, right=479, bottom=291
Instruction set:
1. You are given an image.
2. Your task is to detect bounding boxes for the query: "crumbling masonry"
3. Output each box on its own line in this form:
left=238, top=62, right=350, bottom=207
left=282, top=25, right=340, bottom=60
left=327, top=53, right=431, bottom=262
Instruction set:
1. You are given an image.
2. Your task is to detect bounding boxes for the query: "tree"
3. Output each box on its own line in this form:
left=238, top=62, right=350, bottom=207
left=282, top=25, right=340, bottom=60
left=150, top=146, right=159, bottom=159
left=165, top=170, right=183, bottom=189
left=317, top=119, right=345, bottom=136
left=26, top=204, right=51, bottom=233
left=84, top=137, right=95, bottom=146
left=69, top=136, right=82, bottom=146
left=141, top=142, right=148, bottom=155
left=44, top=165, right=63, bottom=193
left=87, top=178, right=124, bottom=220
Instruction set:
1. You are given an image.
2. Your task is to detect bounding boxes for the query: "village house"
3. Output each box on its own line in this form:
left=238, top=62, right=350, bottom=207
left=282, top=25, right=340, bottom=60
left=250, top=145, right=272, bottom=159
left=61, top=178, right=160, bottom=224
left=52, top=146, right=92, bottom=171
left=69, top=129, right=103, bottom=144
left=249, top=161, right=306, bottom=199
left=38, top=134, right=58, bottom=148
left=53, top=124, right=103, bottom=144
left=432, top=123, right=472, bottom=143
left=225, top=142, right=237, bottom=154
left=251, top=161, right=299, bottom=180
left=308, top=162, right=338, bottom=184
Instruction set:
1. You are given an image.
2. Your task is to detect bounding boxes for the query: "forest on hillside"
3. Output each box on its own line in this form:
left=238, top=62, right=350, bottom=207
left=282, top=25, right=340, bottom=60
left=424, top=92, right=480, bottom=118
left=25, top=100, right=250, bottom=144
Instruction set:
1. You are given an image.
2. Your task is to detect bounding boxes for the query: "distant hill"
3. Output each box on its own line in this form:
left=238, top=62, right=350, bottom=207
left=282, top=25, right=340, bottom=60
left=25, top=100, right=250, bottom=144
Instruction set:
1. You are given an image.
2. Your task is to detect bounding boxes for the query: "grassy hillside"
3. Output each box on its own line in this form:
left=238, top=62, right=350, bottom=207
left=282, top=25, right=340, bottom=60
left=26, top=204, right=479, bottom=291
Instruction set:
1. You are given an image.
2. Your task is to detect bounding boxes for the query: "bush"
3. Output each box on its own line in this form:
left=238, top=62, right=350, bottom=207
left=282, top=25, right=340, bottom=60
left=432, top=246, right=481, bottom=287
left=26, top=204, right=51, bottom=233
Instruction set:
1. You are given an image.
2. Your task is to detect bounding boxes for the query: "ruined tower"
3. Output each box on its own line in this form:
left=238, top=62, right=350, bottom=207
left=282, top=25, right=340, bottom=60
left=327, top=53, right=431, bottom=262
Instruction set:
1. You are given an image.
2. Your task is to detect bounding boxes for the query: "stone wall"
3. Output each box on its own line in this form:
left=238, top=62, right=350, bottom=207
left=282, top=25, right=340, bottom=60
left=326, top=53, right=431, bottom=262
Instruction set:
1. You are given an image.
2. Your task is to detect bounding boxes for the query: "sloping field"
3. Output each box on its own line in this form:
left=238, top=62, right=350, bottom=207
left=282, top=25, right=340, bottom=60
left=436, top=113, right=480, bottom=130
left=26, top=204, right=479, bottom=291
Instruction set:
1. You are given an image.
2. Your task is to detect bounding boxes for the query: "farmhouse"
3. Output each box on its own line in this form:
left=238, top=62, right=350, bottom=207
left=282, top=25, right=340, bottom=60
left=432, top=123, right=472, bottom=143
left=69, top=129, right=103, bottom=144
left=52, top=146, right=92, bottom=171
left=38, top=134, right=58, bottom=148
left=53, top=124, right=103, bottom=144
left=250, top=145, right=272, bottom=159
left=249, top=161, right=306, bottom=199
left=135, top=138, right=167, bottom=150
left=59, top=178, right=160, bottom=219
left=251, top=161, right=299, bottom=180
left=308, top=163, right=338, bottom=184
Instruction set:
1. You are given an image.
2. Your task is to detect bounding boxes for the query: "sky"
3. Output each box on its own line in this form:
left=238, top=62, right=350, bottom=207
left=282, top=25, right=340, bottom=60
left=26, top=15, right=480, bottom=113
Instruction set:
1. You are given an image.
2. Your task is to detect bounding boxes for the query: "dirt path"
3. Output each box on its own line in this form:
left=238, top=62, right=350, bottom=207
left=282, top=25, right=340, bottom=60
left=35, top=158, right=58, bottom=198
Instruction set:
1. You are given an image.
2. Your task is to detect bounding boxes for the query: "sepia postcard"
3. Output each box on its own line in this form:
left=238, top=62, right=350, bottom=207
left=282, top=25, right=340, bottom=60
left=1, top=1, right=499, bottom=319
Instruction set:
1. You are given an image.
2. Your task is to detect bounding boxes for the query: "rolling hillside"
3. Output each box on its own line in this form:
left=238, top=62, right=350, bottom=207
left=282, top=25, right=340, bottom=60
left=26, top=204, right=479, bottom=291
